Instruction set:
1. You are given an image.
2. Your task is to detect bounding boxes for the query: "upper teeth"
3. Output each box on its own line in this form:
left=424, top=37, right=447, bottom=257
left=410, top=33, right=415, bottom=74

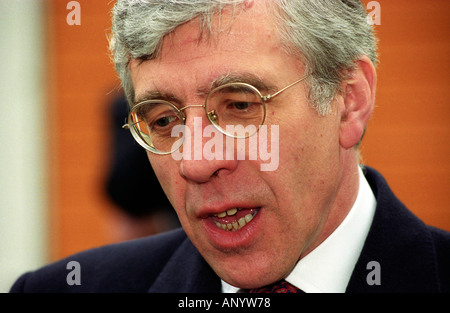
left=214, top=208, right=238, bottom=218
left=212, top=208, right=258, bottom=232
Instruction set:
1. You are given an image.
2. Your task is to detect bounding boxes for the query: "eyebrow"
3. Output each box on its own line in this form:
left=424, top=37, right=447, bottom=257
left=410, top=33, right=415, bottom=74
left=209, top=73, right=277, bottom=94
left=133, top=90, right=180, bottom=106
left=134, top=72, right=277, bottom=105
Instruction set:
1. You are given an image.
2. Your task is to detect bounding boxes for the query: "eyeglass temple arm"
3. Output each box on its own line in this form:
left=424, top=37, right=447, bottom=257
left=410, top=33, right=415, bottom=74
left=122, top=119, right=142, bottom=130
left=262, top=75, right=308, bottom=102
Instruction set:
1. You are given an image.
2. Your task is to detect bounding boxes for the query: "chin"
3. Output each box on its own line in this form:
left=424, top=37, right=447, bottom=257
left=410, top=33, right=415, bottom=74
left=207, top=249, right=294, bottom=289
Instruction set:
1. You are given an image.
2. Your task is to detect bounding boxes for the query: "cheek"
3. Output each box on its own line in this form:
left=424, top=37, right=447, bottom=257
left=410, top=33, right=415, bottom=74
left=271, top=111, right=342, bottom=211
left=278, top=106, right=340, bottom=163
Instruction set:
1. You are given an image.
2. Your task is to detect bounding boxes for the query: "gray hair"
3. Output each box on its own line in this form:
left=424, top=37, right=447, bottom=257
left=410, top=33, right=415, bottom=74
left=109, top=0, right=378, bottom=115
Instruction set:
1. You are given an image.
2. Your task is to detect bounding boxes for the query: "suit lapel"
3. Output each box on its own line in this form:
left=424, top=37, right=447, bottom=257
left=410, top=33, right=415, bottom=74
left=148, top=236, right=221, bottom=293
left=346, top=167, right=440, bottom=292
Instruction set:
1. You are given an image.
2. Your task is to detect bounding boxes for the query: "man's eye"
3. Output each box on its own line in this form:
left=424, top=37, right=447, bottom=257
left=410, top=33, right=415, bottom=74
left=154, top=115, right=177, bottom=128
left=231, top=102, right=251, bottom=110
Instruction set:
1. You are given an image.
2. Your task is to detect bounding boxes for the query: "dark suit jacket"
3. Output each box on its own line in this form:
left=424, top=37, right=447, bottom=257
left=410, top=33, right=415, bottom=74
left=10, top=167, right=450, bottom=293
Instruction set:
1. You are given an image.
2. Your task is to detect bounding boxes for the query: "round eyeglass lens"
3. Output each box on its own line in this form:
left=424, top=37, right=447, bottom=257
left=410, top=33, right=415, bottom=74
left=206, top=83, right=266, bottom=138
left=129, top=101, right=184, bottom=154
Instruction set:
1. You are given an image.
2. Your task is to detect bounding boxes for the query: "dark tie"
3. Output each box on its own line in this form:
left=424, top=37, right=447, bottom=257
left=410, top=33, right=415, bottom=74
left=248, top=280, right=303, bottom=293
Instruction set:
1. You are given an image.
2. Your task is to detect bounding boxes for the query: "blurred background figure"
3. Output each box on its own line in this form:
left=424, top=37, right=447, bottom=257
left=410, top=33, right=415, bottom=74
left=104, top=93, right=179, bottom=240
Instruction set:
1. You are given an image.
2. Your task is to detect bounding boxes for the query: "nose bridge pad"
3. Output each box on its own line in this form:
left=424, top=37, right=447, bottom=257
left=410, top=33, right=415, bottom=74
left=179, top=104, right=207, bottom=125
left=207, top=110, right=217, bottom=124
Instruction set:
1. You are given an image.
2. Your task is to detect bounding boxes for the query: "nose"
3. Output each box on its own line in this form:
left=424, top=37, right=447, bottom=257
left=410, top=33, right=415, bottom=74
left=179, top=110, right=238, bottom=184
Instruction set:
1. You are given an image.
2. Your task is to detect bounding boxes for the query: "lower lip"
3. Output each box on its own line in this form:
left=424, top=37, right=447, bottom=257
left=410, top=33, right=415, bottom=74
left=201, top=208, right=262, bottom=250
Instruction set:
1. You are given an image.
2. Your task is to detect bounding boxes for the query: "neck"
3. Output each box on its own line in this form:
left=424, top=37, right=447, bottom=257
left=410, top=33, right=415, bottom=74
left=300, top=150, right=361, bottom=259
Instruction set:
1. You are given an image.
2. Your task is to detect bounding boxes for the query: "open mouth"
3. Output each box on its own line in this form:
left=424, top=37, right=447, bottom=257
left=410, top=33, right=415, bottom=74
left=212, top=207, right=260, bottom=231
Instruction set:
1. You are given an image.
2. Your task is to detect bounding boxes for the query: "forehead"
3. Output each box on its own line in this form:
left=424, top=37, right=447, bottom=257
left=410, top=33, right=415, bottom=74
left=129, top=2, right=299, bottom=103
left=157, top=1, right=278, bottom=59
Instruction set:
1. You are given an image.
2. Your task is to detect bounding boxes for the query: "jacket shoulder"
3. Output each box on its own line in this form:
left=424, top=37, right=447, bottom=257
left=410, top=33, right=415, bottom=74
left=10, top=228, right=187, bottom=293
left=428, top=226, right=450, bottom=292
left=348, top=166, right=450, bottom=293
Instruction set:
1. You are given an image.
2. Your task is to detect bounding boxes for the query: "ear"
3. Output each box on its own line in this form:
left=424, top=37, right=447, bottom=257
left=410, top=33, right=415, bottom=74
left=339, top=56, right=377, bottom=149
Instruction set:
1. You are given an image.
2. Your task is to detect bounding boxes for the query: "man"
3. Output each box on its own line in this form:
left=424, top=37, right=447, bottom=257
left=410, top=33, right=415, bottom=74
left=11, top=0, right=450, bottom=293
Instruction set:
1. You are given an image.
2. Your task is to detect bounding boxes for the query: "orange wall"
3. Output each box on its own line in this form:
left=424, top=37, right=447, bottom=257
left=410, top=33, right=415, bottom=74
left=361, top=0, right=450, bottom=231
left=46, top=0, right=120, bottom=260
left=46, top=0, right=450, bottom=261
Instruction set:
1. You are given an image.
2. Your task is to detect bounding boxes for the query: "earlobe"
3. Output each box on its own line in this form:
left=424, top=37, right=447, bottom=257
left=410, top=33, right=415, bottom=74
left=339, top=56, right=377, bottom=149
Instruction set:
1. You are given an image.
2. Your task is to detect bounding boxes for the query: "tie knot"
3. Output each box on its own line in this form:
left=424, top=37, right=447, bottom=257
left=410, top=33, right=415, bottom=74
left=248, top=280, right=303, bottom=293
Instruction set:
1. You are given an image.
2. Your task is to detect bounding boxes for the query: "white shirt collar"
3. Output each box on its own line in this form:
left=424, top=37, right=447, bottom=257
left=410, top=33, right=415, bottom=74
left=222, top=166, right=376, bottom=293
left=284, top=166, right=376, bottom=292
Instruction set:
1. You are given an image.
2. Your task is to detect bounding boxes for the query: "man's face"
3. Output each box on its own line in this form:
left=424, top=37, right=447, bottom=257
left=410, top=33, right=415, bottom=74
left=129, top=4, right=349, bottom=288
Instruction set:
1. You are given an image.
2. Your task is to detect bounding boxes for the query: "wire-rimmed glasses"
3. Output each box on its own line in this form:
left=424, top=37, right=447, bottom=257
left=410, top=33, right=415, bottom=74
left=123, top=75, right=308, bottom=155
